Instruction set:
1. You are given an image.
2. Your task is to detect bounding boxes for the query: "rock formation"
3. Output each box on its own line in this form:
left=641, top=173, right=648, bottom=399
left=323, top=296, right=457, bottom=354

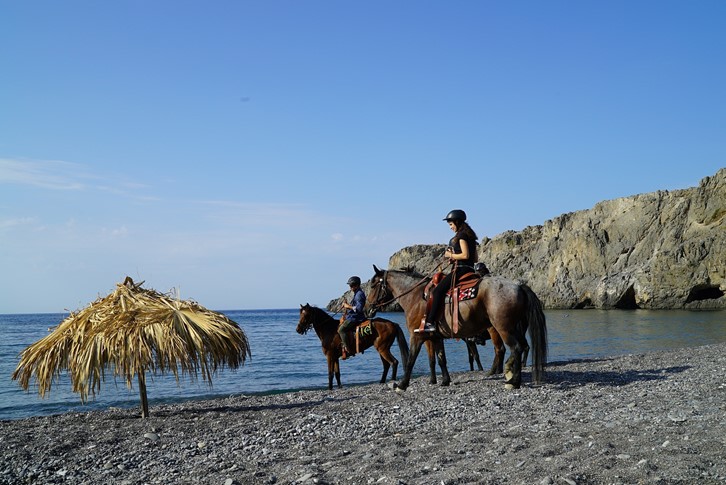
left=331, top=168, right=725, bottom=310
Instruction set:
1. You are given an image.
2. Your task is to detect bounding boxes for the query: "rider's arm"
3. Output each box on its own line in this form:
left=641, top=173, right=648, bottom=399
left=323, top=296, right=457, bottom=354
left=448, top=238, right=468, bottom=261
left=352, top=291, right=365, bottom=313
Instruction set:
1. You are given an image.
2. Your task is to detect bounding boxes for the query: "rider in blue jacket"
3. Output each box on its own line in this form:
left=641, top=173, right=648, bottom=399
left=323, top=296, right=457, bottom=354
left=339, top=276, right=366, bottom=358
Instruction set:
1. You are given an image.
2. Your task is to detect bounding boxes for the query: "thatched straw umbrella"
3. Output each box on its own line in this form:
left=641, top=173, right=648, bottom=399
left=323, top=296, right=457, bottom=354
left=12, top=277, right=251, bottom=418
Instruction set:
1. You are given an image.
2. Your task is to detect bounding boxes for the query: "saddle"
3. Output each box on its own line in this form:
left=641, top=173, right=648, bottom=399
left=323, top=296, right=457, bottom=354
left=338, top=318, right=374, bottom=356
left=445, top=272, right=481, bottom=302
left=424, top=271, right=483, bottom=336
left=425, top=271, right=481, bottom=303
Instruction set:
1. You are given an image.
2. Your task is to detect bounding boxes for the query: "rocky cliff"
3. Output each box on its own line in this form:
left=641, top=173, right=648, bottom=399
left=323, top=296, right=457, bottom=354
left=332, top=169, right=725, bottom=310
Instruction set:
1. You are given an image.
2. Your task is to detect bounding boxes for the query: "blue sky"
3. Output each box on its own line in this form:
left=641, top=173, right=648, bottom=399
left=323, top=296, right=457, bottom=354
left=1, top=1, right=724, bottom=313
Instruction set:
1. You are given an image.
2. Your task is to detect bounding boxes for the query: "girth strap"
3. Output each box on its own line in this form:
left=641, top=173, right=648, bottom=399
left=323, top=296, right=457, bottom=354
left=452, top=287, right=460, bottom=335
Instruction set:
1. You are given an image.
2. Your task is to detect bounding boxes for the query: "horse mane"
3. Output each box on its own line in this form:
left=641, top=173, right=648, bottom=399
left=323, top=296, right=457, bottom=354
left=305, top=305, right=338, bottom=326
left=391, top=266, right=428, bottom=280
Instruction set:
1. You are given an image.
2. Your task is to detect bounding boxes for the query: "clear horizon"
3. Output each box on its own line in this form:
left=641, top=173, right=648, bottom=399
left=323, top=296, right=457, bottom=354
left=2, top=2, right=725, bottom=313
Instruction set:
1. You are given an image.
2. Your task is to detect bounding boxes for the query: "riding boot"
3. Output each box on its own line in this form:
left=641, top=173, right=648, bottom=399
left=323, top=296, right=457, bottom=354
left=415, top=320, right=437, bottom=333
left=341, top=334, right=354, bottom=359
left=346, top=334, right=355, bottom=357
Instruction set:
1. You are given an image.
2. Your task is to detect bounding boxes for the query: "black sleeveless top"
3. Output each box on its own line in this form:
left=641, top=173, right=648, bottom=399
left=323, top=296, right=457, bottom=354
left=449, top=230, right=477, bottom=268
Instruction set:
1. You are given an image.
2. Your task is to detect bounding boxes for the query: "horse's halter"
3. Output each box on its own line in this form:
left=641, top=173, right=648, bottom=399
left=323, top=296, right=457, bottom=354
left=369, top=271, right=394, bottom=309
left=297, top=306, right=318, bottom=334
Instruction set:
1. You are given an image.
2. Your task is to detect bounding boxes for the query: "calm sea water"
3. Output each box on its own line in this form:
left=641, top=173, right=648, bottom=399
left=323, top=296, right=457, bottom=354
left=1, top=309, right=725, bottom=421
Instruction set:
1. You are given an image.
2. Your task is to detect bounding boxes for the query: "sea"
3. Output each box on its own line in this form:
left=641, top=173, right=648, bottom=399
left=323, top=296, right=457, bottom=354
left=1, top=308, right=725, bottom=421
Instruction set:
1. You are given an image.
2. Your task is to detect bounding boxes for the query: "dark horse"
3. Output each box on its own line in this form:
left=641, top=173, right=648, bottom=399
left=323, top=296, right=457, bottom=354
left=297, top=304, right=410, bottom=390
left=367, top=266, right=547, bottom=390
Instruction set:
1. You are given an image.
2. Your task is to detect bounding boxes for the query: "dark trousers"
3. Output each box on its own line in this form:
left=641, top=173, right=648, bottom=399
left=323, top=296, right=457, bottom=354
left=338, top=318, right=360, bottom=350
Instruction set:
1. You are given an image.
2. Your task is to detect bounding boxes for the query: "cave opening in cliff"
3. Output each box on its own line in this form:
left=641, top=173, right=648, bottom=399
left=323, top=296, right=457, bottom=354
left=574, top=298, right=593, bottom=309
left=615, top=285, right=639, bottom=309
left=685, top=284, right=725, bottom=303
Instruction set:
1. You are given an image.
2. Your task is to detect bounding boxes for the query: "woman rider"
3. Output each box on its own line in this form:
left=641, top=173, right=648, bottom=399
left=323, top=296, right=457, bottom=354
left=416, top=209, right=478, bottom=333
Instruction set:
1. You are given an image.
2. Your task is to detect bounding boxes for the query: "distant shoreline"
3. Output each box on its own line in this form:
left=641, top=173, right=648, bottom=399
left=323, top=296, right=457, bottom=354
left=4, top=307, right=726, bottom=317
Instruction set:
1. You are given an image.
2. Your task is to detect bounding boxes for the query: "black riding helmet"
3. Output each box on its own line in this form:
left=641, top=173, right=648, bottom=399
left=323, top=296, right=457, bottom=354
left=443, top=209, right=467, bottom=222
left=347, top=276, right=361, bottom=286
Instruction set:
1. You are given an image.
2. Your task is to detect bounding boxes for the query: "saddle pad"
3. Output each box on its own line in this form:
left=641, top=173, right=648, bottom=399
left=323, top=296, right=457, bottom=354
left=356, top=321, right=374, bottom=337
left=446, top=285, right=479, bottom=303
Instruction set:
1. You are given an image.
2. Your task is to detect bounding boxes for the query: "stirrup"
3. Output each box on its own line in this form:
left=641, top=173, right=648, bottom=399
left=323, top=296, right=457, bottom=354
left=414, top=322, right=437, bottom=333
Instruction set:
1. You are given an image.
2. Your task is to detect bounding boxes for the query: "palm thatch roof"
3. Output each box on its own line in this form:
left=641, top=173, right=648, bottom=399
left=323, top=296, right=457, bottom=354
left=12, top=276, right=251, bottom=418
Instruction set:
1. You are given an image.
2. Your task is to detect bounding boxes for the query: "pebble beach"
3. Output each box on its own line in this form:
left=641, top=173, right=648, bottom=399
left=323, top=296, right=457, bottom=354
left=2, top=342, right=726, bottom=485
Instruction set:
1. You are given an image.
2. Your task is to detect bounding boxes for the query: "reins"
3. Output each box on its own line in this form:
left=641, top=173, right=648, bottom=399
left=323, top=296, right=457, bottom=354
left=370, top=270, right=430, bottom=309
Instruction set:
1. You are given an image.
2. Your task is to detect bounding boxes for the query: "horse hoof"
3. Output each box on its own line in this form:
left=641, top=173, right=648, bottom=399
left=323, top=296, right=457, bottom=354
left=387, top=382, right=397, bottom=390
left=504, top=370, right=514, bottom=382
left=505, top=383, right=516, bottom=390
left=392, top=382, right=409, bottom=392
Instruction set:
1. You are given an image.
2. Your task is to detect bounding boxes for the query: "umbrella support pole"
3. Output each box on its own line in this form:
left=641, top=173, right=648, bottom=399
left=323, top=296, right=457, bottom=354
left=138, top=372, right=149, bottom=418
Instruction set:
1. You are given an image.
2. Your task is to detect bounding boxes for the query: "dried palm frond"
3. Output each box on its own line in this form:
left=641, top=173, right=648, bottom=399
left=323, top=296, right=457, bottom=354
left=12, top=277, right=251, bottom=417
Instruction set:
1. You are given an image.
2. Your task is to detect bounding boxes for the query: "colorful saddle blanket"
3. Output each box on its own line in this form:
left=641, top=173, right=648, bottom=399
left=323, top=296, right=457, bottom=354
left=445, top=272, right=481, bottom=302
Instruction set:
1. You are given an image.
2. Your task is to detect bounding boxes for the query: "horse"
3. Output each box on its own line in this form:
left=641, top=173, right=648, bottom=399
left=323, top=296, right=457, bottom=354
left=297, top=304, right=410, bottom=390
left=367, top=265, right=547, bottom=390
left=465, top=317, right=531, bottom=373
left=365, top=269, right=512, bottom=381
left=464, top=334, right=493, bottom=372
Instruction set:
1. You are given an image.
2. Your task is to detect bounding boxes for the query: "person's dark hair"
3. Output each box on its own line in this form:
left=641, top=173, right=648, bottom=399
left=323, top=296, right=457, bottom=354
left=454, top=220, right=478, bottom=242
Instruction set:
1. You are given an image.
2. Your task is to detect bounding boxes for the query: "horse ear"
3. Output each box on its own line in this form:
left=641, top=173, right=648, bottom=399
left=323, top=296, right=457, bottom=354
left=373, top=264, right=382, bottom=275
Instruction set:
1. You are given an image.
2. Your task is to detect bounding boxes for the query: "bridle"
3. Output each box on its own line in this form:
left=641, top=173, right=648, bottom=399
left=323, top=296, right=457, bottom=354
left=369, top=270, right=429, bottom=310
left=298, top=306, right=325, bottom=334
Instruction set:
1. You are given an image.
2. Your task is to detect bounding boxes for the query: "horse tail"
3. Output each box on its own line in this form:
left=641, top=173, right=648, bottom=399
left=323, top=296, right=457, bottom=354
left=521, top=284, right=548, bottom=384
left=394, top=323, right=410, bottom=369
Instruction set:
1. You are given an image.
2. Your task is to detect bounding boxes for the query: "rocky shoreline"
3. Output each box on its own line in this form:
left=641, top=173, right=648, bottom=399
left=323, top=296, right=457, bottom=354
left=2, top=343, right=726, bottom=485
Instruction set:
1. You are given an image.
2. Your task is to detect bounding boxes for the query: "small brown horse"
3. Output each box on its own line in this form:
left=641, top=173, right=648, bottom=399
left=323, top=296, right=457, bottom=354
left=367, top=266, right=547, bottom=390
left=297, top=304, right=410, bottom=390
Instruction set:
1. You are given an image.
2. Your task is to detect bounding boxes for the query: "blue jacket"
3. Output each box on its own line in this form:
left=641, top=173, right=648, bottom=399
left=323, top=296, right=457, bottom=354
left=345, top=288, right=367, bottom=323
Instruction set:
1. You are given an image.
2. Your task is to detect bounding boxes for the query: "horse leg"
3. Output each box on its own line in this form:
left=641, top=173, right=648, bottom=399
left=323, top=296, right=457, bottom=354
left=379, top=354, right=391, bottom=383
left=465, top=340, right=483, bottom=371
left=375, top=328, right=399, bottom=383
left=500, top=332, right=524, bottom=389
left=395, top=335, right=425, bottom=391
left=487, top=327, right=506, bottom=376
left=521, top=338, right=530, bottom=367
left=376, top=341, right=399, bottom=383
left=327, top=357, right=335, bottom=390
left=433, top=338, right=451, bottom=386
left=390, top=354, right=399, bottom=381
left=424, top=339, right=437, bottom=384
left=333, top=358, right=342, bottom=389
left=381, top=347, right=399, bottom=382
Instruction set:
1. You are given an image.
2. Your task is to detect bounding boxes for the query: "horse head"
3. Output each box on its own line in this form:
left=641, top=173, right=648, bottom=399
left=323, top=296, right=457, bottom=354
left=365, top=265, right=393, bottom=313
left=297, top=303, right=315, bottom=335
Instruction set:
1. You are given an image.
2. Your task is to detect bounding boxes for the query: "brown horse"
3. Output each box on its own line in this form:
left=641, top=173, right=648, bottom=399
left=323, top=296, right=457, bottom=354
left=297, top=304, right=410, bottom=390
left=365, top=270, right=509, bottom=382
left=367, top=265, right=547, bottom=390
